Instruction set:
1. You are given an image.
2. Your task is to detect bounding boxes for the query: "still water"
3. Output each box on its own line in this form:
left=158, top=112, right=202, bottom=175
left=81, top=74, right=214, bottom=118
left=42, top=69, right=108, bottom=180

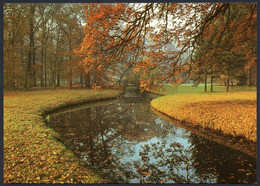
left=46, top=91, right=256, bottom=183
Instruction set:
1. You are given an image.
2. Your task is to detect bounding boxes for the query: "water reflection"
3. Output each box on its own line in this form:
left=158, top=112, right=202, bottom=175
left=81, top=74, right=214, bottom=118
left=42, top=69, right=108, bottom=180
left=47, top=91, right=256, bottom=183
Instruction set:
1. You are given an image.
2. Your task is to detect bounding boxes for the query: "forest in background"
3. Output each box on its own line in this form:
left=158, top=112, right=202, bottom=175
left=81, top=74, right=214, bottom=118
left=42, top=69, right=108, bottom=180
left=3, top=3, right=257, bottom=91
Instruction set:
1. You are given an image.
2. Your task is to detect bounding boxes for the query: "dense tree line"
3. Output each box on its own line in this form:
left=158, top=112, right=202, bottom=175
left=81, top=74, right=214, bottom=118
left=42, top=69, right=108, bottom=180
left=4, top=3, right=256, bottom=91
left=4, top=3, right=87, bottom=89
left=191, top=3, right=257, bottom=92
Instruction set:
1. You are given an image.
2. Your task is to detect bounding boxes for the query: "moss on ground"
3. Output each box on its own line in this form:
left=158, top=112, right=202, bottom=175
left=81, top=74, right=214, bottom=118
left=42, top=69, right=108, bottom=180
left=4, top=89, right=122, bottom=183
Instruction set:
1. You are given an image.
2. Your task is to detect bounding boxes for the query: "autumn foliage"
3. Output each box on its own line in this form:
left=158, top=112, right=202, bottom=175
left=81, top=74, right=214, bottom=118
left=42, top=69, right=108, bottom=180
left=191, top=3, right=256, bottom=91
left=74, top=3, right=256, bottom=91
left=74, top=4, right=129, bottom=89
left=4, top=90, right=122, bottom=183
left=151, top=91, right=256, bottom=142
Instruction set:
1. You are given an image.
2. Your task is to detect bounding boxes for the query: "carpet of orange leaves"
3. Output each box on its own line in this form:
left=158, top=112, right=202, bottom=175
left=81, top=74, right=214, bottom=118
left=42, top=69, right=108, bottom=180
left=4, top=89, right=122, bottom=183
left=151, top=91, right=256, bottom=142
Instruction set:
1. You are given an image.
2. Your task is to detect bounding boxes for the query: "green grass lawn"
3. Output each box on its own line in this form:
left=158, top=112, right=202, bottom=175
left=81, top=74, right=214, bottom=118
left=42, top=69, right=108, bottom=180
left=151, top=84, right=257, bottom=142
left=152, top=83, right=256, bottom=95
left=4, top=89, right=122, bottom=184
left=151, top=84, right=225, bottom=95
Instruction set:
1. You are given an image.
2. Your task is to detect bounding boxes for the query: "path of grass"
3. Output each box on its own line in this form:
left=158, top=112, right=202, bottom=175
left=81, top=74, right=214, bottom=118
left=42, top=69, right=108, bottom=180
left=151, top=84, right=257, bottom=142
left=4, top=89, right=122, bottom=183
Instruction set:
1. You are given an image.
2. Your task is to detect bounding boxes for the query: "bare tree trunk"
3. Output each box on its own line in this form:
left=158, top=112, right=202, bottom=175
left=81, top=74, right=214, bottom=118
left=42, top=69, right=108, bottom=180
left=211, top=76, right=213, bottom=92
left=210, top=64, right=213, bottom=92
left=40, top=45, right=44, bottom=87
left=69, top=30, right=73, bottom=88
left=204, top=73, right=207, bottom=92
left=53, top=73, right=56, bottom=89
left=226, top=74, right=230, bottom=92
left=247, top=68, right=252, bottom=86
left=10, top=41, right=16, bottom=88
left=40, top=25, right=45, bottom=87
left=249, top=67, right=253, bottom=86
left=80, top=68, right=84, bottom=87
left=20, top=37, right=26, bottom=88
left=57, top=71, right=60, bottom=87
left=54, top=28, right=61, bottom=88
left=44, top=48, right=47, bottom=87
left=69, top=66, right=72, bottom=88
left=85, top=73, right=90, bottom=88
left=50, top=31, right=53, bottom=87
left=32, top=42, right=36, bottom=87
left=26, top=4, right=36, bottom=89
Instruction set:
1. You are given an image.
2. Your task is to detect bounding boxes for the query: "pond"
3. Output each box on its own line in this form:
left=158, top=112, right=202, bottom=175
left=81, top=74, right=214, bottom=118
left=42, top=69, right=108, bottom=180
left=46, top=91, right=256, bottom=184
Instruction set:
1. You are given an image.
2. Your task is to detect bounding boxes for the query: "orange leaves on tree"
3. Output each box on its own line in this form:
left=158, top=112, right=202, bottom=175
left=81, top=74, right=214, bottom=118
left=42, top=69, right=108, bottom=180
left=75, top=3, right=129, bottom=88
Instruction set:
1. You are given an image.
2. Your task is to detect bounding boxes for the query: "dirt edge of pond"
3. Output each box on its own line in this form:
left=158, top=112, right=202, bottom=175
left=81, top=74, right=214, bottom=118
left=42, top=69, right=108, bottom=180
left=151, top=105, right=256, bottom=159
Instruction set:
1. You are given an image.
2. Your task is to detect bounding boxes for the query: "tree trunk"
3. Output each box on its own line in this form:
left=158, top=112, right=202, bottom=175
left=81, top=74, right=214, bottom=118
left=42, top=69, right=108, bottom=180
left=69, top=66, right=72, bottom=88
left=32, top=41, right=36, bottom=87
left=57, top=71, right=60, bottom=87
left=249, top=67, right=253, bottom=86
left=247, top=68, right=252, bottom=86
left=210, top=64, right=213, bottom=92
left=204, top=73, right=207, bottom=92
left=26, top=4, right=36, bottom=89
left=211, top=76, right=213, bottom=92
left=84, top=73, right=91, bottom=88
left=20, top=37, right=26, bottom=88
left=50, top=31, right=53, bottom=87
left=69, top=29, right=73, bottom=88
left=54, top=29, right=61, bottom=88
left=40, top=45, right=44, bottom=87
left=226, top=74, right=230, bottom=92
left=53, top=73, right=56, bottom=89
left=10, top=41, right=15, bottom=88
left=80, top=69, right=84, bottom=87
left=40, top=25, right=45, bottom=87
left=44, top=48, right=47, bottom=87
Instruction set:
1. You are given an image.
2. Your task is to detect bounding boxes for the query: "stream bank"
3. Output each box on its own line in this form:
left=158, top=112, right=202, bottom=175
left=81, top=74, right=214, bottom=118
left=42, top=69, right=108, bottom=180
left=46, top=91, right=256, bottom=183
left=4, top=89, right=122, bottom=183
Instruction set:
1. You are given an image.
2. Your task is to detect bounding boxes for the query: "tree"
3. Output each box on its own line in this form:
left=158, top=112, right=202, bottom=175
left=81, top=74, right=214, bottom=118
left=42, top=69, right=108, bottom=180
left=191, top=3, right=256, bottom=92
left=4, top=3, right=86, bottom=89
left=4, top=3, right=256, bottom=90
left=76, top=3, right=256, bottom=91
left=4, top=4, right=29, bottom=89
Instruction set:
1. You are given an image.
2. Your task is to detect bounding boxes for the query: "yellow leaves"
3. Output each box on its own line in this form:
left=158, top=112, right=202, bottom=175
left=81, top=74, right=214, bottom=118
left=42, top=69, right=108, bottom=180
left=139, top=79, right=151, bottom=92
left=143, top=171, right=151, bottom=177
left=151, top=91, right=256, bottom=142
left=91, top=83, right=102, bottom=90
left=4, top=89, right=122, bottom=183
left=237, top=169, right=247, bottom=172
left=97, top=65, right=103, bottom=71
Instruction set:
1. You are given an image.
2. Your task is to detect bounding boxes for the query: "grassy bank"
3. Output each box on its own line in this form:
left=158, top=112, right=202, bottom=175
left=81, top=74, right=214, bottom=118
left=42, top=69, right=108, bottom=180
left=151, top=84, right=257, bottom=142
left=4, top=89, right=122, bottom=183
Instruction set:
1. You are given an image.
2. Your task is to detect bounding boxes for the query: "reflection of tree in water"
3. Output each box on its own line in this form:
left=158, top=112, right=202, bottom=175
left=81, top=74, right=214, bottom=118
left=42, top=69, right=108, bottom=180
left=188, top=134, right=256, bottom=184
left=133, top=135, right=256, bottom=184
left=133, top=141, right=199, bottom=183
left=48, top=96, right=179, bottom=183
left=47, top=92, right=256, bottom=184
